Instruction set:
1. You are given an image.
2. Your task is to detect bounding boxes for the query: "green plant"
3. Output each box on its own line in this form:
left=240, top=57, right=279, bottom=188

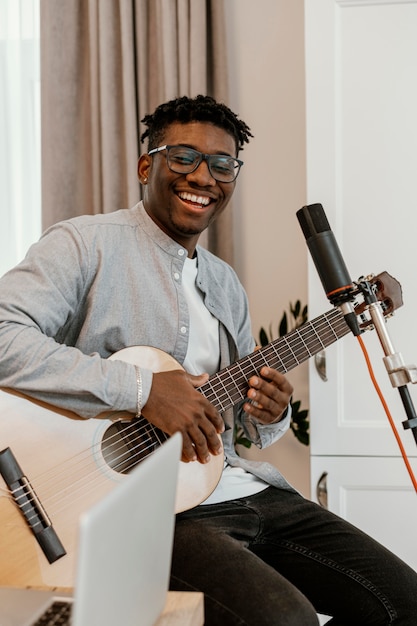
left=235, top=301, right=310, bottom=448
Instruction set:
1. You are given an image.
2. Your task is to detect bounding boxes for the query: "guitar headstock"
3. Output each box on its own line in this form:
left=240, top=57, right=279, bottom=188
left=354, top=271, right=403, bottom=331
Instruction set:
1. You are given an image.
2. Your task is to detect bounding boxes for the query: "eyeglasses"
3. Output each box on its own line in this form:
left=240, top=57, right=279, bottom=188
left=148, top=145, right=243, bottom=183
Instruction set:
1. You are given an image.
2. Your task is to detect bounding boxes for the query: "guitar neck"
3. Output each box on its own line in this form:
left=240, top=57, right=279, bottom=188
left=199, top=307, right=349, bottom=412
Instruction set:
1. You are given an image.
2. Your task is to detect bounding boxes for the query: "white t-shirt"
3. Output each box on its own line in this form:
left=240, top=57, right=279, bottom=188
left=182, top=257, right=268, bottom=504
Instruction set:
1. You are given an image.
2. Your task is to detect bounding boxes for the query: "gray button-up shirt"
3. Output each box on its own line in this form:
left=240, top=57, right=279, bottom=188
left=0, top=202, right=295, bottom=492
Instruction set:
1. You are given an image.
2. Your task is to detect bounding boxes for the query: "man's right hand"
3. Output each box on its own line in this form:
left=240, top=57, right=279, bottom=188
left=142, top=369, right=224, bottom=464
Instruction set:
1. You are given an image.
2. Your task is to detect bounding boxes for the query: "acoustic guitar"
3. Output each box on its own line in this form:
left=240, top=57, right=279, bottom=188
left=0, top=272, right=402, bottom=590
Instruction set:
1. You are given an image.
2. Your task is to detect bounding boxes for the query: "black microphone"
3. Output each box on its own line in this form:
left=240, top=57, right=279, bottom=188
left=296, top=203, right=361, bottom=336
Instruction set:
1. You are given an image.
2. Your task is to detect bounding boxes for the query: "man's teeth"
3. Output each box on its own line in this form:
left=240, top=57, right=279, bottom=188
left=178, top=192, right=210, bottom=206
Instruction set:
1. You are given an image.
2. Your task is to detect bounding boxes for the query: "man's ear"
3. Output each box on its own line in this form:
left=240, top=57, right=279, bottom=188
left=137, top=153, right=151, bottom=183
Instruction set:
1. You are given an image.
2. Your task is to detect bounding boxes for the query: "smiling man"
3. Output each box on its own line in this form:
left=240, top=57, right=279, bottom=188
left=1, top=95, right=417, bottom=625
left=139, top=124, right=238, bottom=247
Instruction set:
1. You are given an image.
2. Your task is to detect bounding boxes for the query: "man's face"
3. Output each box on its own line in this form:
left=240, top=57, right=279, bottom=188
left=138, top=121, right=238, bottom=255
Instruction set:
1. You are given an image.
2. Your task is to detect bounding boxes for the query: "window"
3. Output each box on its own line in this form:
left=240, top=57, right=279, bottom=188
left=0, top=0, right=41, bottom=276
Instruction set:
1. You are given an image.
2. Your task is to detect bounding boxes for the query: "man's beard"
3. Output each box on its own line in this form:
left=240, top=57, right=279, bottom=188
left=167, top=208, right=214, bottom=237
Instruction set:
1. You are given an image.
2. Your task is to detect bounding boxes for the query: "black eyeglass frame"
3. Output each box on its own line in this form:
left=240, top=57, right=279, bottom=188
left=147, top=144, right=244, bottom=183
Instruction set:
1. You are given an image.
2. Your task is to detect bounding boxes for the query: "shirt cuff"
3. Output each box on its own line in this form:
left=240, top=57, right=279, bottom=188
left=128, top=365, right=153, bottom=414
left=241, top=403, right=292, bottom=448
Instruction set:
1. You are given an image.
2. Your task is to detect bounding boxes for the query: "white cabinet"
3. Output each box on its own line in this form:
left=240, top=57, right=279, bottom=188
left=311, top=456, right=417, bottom=570
left=305, top=0, right=417, bottom=572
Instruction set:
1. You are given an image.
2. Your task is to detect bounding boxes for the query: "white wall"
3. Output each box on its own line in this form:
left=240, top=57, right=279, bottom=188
left=224, top=1, right=310, bottom=495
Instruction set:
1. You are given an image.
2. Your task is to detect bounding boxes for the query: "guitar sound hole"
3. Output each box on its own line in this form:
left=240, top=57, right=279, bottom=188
left=101, top=418, right=166, bottom=475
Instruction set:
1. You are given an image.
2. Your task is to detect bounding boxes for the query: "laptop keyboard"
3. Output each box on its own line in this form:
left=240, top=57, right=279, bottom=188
left=32, top=600, right=72, bottom=625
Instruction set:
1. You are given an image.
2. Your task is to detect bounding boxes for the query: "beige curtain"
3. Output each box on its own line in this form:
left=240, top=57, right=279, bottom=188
left=40, top=0, right=233, bottom=263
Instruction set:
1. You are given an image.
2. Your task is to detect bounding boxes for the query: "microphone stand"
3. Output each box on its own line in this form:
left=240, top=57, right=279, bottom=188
left=296, top=203, right=417, bottom=447
left=358, top=279, right=417, bottom=447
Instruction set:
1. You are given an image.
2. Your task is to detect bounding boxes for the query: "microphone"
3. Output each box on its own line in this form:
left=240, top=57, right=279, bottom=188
left=296, top=203, right=361, bottom=336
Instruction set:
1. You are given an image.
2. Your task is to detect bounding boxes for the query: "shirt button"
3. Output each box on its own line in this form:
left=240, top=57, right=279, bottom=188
left=173, top=272, right=180, bottom=281
left=178, top=248, right=185, bottom=257
left=180, top=326, right=187, bottom=334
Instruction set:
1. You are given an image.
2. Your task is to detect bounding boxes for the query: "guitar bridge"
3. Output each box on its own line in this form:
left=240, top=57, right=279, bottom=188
left=0, top=447, right=66, bottom=564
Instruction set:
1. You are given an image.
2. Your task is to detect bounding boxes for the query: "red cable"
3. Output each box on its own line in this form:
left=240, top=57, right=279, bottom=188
left=356, top=334, right=417, bottom=493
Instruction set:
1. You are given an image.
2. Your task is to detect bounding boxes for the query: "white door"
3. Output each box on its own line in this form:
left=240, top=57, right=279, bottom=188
left=311, top=456, right=417, bottom=570
left=305, top=0, right=417, bottom=569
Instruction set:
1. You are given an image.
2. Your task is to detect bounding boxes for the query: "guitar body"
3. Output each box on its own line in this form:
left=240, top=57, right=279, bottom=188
left=0, top=346, right=223, bottom=590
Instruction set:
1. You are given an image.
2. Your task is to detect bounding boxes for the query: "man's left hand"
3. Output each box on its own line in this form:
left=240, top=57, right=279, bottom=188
left=244, top=367, right=293, bottom=424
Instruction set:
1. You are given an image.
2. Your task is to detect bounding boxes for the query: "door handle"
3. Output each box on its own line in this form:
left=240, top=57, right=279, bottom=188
left=315, top=350, right=327, bottom=381
left=316, top=471, right=328, bottom=509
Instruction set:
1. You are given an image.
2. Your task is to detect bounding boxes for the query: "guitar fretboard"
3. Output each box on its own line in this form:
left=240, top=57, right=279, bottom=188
left=199, top=307, right=349, bottom=412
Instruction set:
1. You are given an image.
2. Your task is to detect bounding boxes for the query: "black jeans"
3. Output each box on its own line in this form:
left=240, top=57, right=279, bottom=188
left=170, top=487, right=417, bottom=625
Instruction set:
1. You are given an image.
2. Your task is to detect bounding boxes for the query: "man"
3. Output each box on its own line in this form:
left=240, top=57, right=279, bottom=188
left=0, top=95, right=416, bottom=625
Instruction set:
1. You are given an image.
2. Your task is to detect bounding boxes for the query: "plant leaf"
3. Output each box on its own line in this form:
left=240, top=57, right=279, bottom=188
left=279, top=312, right=288, bottom=337
left=259, top=327, right=269, bottom=347
left=293, top=300, right=301, bottom=319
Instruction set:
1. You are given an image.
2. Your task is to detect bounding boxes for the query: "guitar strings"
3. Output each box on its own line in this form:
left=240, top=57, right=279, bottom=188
left=8, top=418, right=168, bottom=527
left=204, top=310, right=347, bottom=407
left=10, top=438, right=163, bottom=531
left=202, top=309, right=348, bottom=412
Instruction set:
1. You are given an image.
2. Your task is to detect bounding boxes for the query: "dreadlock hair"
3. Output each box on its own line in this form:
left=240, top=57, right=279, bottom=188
left=140, top=94, right=253, bottom=154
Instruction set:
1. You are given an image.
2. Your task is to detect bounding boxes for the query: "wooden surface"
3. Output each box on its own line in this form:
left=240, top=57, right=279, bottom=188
left=0, top=588, right=204, bottom=626
left=157, top=592, right=204, bottom=626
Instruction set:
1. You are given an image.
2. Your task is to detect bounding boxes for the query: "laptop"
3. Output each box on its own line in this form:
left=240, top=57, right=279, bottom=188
left=0, top=433, right=182, bottom=626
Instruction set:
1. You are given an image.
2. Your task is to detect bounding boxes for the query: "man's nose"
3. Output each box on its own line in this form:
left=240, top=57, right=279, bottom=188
left=185, top=157, right=216, bottom=185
